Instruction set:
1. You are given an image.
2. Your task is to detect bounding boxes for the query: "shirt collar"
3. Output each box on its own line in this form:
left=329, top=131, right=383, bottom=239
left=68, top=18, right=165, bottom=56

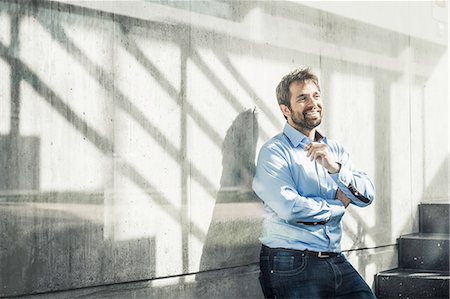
left=283, top=122, right=326, bottom=148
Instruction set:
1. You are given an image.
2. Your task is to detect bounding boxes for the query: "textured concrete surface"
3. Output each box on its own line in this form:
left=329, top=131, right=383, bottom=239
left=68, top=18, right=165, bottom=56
left=0, top=0, right=448, bottom=298
left=23, top=264, right=263, bottom=299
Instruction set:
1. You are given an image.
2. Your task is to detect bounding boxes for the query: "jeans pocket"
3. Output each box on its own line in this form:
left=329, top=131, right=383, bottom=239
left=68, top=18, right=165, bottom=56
left=273, top=255, right=307, bottom=276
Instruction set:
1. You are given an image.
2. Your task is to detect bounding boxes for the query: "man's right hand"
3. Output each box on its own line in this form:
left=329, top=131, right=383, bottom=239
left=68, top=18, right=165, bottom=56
left=336, top=188, right=351, bottom=208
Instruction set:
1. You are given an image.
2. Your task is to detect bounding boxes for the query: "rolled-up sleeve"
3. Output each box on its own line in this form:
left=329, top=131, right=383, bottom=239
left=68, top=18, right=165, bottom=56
left=252, top=144, right=346, bottom=224
left=329, top=147, right=375, bottom=207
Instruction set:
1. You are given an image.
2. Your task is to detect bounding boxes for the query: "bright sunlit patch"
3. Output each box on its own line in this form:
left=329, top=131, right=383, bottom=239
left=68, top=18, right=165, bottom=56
left=132, top=30, right=181, bottom=96
left=151, top=276, right=180, bottom=288
left=60, top=18, right=114, bottom=72
left=20, top=80, right=109, bottom=191
left=422, top=54, right=449, bottom=200
left=105, top=170, right=158, bottom=241
left=189, top=179, right=215, bottom=237
left=113, top=108, right=182, bottom=209
left=186, top=112, right=221, bottom=192
left=0, top=11, right=10, bottom=48
left=189, top=234, right=204, bottom=273
left=19, top=14, right=113, bottom=139
left=329, top=72, right=375, bottom=176
left=365, top=263, right=377, bottom=286
left=341, top=208, right=377, bottom=250
left=228, top=53, right=285, bottom=140
left=187, top=50, right=238, bottom=142
left=115, top=39, right=182, bottom=152
left=0, top=58, right=10, bottom=135
left=155, top=209, right=183, bottom=277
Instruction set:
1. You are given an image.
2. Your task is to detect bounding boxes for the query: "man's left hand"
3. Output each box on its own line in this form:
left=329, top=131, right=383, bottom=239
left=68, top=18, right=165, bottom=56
left=304, top=142, right=340, bottom=173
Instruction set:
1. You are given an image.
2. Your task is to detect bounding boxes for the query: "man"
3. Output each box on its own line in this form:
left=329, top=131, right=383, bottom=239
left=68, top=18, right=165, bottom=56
left=252, top=67, right=376, bottom=299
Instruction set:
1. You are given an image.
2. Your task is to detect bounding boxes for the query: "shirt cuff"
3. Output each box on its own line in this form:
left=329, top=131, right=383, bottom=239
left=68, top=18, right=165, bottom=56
left=330, top=164, right=352, bottom=188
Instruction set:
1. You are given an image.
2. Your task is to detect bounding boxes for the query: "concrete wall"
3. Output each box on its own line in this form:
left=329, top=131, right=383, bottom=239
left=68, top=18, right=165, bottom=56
left=0, top=1, right=448, bottom=297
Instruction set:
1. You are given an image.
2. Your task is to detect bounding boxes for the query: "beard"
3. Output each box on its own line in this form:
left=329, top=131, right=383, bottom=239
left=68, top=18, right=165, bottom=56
left=290, top=108, right=322, bottom=130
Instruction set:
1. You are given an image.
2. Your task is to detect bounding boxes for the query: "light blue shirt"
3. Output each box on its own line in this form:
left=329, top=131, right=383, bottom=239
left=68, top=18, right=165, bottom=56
left=252, top=122, right=375, bottom=252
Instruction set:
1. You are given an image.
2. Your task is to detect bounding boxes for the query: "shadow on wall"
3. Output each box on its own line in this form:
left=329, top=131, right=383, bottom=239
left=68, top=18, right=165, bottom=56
left=220, top=108, right=258, bottom=191
left=0, top=135, right=40, bottom=191
left=0, top=0, right=446, bottom=297
left=0, top=7, right=40, bottom=192
left=199, top=108, right=263, bottom=273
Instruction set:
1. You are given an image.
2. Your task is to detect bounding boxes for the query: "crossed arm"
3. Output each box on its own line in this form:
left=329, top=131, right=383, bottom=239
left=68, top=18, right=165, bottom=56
left=253, top=142, right=375, bottom=224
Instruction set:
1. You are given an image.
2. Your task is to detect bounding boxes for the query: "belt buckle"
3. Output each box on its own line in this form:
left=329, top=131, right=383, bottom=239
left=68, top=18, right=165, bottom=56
left=317, top=252, right=330, bottom=258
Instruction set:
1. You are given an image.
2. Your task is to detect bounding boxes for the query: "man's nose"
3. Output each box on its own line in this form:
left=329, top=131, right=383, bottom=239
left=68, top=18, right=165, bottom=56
left=305, top=95, right=317, bottom=107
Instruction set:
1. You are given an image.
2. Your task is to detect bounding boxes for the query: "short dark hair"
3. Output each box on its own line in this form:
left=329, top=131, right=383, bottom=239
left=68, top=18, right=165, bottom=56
left=276, top=67, right=321, bottom=108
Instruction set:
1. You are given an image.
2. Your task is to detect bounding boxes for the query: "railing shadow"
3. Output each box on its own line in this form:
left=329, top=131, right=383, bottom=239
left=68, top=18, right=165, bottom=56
left=0, top=0, right=447, bottom=297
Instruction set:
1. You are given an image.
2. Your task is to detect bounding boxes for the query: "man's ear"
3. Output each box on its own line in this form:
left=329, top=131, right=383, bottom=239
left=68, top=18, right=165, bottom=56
left=280, top=104, right=291, bottom=119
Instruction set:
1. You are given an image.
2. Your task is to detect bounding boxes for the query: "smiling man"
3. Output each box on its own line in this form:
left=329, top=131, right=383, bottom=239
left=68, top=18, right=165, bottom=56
left=253, top=67, right=376, bottom=299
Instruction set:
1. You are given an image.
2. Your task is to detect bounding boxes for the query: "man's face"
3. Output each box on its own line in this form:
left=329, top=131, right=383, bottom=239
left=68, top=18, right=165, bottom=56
left=282, top=79, right=323, bottom=133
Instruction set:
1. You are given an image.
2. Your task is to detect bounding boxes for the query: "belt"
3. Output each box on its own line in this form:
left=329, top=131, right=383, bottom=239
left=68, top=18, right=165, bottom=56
left=298, top=220, right=328, bottom=225
left=262, top=245, right=340, bottom=258
left=305, top=250, right=340, bottom=258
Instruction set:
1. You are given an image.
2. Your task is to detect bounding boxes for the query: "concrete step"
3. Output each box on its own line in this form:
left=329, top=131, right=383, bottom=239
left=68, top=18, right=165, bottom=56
left=419, top=202, right=450, bottom=234
left=399, top=233, right=449, bottom=271
left=375, top=268, right=449, bottom=299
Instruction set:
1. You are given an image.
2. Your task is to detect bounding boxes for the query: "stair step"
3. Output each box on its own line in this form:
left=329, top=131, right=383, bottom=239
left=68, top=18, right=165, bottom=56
left=420, top=202, right=450, bottom=234
left=399, top=233, right=449, bottom=271
left=375, top=268, right=449, bottom=299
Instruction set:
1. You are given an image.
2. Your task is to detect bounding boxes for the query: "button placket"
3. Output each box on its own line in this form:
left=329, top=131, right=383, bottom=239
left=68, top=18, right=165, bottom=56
left=313, top=160, right=322, bottom=195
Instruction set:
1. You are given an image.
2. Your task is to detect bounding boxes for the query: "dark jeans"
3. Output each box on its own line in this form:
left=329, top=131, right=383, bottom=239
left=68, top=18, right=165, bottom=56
left=259, top=245, right=376, bottom=299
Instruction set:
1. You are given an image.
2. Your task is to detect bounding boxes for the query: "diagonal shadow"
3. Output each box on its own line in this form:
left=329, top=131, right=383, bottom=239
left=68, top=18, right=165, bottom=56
left=189, top=48, right=246, bottom=113
left=116, top=16, right=269, bottom=129
left=116, top=159, right=205, bottom=241
left=9, top=9, right=21, bottom=139
left=116, top=22, right=224, bottom=149
left=342, top=211, right=376, bottom=251
left=0, top=45, right=114, bottom=154
left=0, top=41, right=206, bottom=241
left=212, top=49, right=278, bottom=140
left=32, top=14, right=218, bottom=199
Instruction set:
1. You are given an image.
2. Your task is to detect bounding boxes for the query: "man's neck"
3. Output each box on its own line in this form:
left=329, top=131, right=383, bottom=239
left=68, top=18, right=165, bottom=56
left=303, top=129, right=316, bottom=141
